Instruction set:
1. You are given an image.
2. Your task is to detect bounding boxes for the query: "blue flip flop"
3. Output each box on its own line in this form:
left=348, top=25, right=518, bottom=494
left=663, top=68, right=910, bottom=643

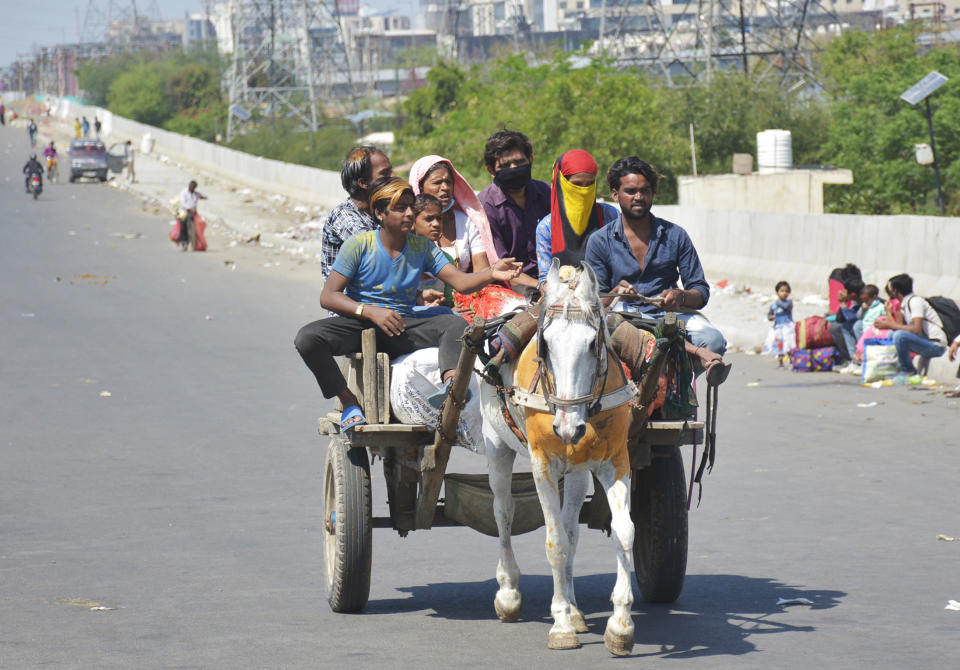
left=427, top=381, right=473, bottom=410
left=340, top=405, right=367, bottom=432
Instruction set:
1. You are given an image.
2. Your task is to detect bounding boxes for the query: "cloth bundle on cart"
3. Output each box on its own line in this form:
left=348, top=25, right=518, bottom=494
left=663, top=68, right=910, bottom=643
left=389, top=348, right=484, bottom=453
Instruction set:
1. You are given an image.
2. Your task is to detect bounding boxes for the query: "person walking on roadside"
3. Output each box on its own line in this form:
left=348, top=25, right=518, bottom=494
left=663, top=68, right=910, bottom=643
left=123, top=140, right=136, bottom=183
left=27, top=119, right=38, bottom=147
left=320, top=145, right=393, bottom=280
left=178, top=180, right=207, bottom=251
left=81, top=117, right=90, bottom=138
left=94, top=117, right=102, bottom=138
left=74, top=118, right=81, bottom=138
left=0, top=102, right=6, bottom=126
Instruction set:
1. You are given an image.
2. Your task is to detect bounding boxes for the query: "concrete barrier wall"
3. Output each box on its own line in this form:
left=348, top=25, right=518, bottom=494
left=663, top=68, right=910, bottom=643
left=655, top=205, right=960, bottom=300
left=53, top=98, right=345, bottom=210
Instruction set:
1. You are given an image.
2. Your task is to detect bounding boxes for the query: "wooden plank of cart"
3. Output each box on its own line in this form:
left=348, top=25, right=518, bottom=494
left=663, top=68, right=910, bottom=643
left=317, top=317, right=704, bottom=613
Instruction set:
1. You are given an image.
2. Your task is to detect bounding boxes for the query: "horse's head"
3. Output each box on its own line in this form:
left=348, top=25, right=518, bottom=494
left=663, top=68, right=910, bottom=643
left=540, top=260, right=607, bottom=445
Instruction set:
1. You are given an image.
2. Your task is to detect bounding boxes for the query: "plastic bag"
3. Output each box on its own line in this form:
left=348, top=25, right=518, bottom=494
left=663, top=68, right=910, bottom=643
left=861, top=338, right=897, bottom=383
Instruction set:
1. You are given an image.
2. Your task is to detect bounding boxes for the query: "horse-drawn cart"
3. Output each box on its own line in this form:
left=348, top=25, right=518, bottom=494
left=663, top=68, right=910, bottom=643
left=317, top=317, right=706, bottom=614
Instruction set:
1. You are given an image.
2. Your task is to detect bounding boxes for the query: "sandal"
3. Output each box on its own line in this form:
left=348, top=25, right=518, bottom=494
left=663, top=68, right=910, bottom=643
left=706, top=361, right=732, bottom=386
left=340, top=405, right=367, bottom=432
left=427, top=381, right=473, bottom=410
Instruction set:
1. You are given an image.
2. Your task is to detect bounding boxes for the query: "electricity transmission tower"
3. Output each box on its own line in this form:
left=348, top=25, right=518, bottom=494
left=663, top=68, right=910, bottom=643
left=226, top=0, right=328, bottom=140
left=596, top=0, right=844, bottom=87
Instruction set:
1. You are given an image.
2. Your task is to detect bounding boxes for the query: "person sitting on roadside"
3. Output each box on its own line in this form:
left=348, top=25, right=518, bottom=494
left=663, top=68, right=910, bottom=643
left=320, top=145, right=393, bottom=281
left=873, top=273, right=948, bottom=378
left=830, top=278, right=864, bottom=373
left=294, top=177, right=522, bottom=431
left=852, top=284, right=886, bottom=360
left=584, top=156, right=726, bottom=369
left=535, top=149, right=619, bottom=284
left=477, top=130, right=549, bottom=296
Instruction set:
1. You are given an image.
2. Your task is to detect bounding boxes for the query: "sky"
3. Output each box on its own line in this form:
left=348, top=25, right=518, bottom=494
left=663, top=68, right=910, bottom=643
left=1, top=0, right=413, bottom=71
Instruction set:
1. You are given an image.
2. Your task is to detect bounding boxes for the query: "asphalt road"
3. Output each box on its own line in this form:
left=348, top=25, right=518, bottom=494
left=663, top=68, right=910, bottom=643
left=2, top=125, right=959, bottom=669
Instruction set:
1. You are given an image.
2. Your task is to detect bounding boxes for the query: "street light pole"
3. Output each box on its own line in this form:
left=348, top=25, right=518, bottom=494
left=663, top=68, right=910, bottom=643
left=924, top=97, right=945, bottom=215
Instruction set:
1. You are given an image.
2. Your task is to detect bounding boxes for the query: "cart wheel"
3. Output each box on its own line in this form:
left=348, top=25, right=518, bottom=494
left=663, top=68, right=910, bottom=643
left=323, top=435, right=372, bottom=613
left=631, top=445, right=688, bottom=603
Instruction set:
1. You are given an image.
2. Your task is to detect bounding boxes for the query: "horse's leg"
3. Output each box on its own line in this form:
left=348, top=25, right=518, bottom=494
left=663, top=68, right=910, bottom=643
left=595, top=462, right=635, bottom=656
left=560, top=469, right=590, bottom=634
left=487, top=438, right=521, bottom=622
left=531, top=453, right=581, bottom=650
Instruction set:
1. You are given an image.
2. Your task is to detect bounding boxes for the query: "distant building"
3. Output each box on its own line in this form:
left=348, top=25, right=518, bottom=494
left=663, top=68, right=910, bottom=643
left=184, top=13, right=216, bottom=46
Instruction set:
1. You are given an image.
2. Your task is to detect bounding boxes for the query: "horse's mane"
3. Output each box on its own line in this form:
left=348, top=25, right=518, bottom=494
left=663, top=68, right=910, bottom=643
left=550, top=267, right=598, bottom=322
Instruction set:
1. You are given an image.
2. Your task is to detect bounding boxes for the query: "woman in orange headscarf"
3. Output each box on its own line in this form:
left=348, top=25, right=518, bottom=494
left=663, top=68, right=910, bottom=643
left=535, top=149, right=619, bottom=283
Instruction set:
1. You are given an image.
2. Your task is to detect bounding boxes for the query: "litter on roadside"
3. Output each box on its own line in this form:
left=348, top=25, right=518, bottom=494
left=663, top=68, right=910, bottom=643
left=89, top=606, right=116, bottom=611
left=856, top=402, right=878, bottom=408
left=99, top=390, right=112, bottom=397
left=945, top=600, right=960, bottom=611
left=777, top=597, right=814, bottom=606
left=937, top=534, right=958, bottom=542
left=747, top=381, right=760, bottom=387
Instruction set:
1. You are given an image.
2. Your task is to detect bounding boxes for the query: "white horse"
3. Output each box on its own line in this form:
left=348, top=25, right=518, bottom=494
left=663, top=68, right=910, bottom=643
left=479, top=261, right=637, bottom=655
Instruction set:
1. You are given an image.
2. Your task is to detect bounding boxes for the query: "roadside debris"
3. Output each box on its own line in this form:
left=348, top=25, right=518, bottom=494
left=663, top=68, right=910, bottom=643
left=937, top=534, right=958, bottom=542
left=856, top=402, right=878, bottom=408
left=99, top=391, right=112, bottom=397
left=777, top=597, right=814, bottom=606
left=945, top=600, right=960, bottom=611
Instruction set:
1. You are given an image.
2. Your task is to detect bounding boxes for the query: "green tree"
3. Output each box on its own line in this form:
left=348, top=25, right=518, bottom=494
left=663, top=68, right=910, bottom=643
left=76, top=54, right=139, bottom=106
left=106, top=65, right=173, bottom=127
left=817, top=27, right=960, bottom=214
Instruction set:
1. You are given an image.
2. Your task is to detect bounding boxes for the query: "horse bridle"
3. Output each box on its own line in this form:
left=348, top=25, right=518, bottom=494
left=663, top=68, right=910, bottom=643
left=535, top=298, right=617, bottom=416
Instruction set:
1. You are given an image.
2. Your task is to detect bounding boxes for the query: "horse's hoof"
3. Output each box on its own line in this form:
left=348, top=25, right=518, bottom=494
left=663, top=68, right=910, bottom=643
left=604, top=628, right=634, bottom=657
left=569, top=610, right=589, bottom=633
left=548, top=631, right=580, bottom=650
left=494, top=594, right=521, bottom=623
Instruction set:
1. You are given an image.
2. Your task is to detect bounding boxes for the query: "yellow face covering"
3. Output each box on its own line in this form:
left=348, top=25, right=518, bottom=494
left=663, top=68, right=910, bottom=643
left=559, top=172, right=597, bottom=236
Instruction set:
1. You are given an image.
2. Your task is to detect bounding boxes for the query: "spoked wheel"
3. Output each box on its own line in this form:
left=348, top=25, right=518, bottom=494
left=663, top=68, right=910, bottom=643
left=631, top=445, right=688, bottom=603
left=322, top=435, right=372, bottom=613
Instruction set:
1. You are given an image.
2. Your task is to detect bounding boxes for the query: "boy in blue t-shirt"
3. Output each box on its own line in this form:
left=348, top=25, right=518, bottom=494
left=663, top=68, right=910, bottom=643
left=295, top=177, right=521, bottom=430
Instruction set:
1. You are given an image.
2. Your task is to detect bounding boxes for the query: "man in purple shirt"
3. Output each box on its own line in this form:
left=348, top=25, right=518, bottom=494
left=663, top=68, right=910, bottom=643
left=477, top=130, right=548, bottom=292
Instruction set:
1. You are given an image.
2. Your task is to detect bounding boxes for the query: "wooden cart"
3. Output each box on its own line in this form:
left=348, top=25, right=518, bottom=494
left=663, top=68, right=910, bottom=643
left=317, top=321, right=703, bottom=613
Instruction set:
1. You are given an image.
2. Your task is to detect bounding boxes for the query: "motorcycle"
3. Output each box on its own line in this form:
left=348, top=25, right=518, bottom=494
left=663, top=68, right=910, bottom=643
left=46, top=156, right=58, bottom=183
left=28, top=174, right=42, bottom=200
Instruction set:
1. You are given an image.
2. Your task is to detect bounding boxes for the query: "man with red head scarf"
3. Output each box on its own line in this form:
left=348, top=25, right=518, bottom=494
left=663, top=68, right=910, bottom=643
left=535, top=149, right=619, bottom=283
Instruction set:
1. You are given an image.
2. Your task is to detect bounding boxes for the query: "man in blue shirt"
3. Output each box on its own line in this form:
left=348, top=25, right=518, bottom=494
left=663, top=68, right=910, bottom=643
left=296, top=177, right=521, bottom=430
left=584, top=156, right=726, bottom=357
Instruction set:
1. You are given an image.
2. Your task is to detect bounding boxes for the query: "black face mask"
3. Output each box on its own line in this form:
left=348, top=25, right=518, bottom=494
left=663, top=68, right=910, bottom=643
left=493, top=164, right=532, bottom=192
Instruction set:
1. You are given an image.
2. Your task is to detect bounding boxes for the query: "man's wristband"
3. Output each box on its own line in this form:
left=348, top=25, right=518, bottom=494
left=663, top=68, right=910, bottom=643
left=354, top=303, right=365, bottom=319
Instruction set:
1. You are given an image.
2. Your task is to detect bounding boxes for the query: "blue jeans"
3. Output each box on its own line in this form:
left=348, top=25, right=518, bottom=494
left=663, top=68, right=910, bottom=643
left=615, top=305, right=727, bottom=356
left=892, top=330, right=946, bottom=373
left=830, top=320, right=857, bottom=362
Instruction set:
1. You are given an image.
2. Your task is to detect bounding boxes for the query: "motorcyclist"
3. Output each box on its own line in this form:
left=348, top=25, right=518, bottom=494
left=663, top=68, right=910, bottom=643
left=23, top=153, right=44, bottom=193
left=43, top=141, right=58, bottom=176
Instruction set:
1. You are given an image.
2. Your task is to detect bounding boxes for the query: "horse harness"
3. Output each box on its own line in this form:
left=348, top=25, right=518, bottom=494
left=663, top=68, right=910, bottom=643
left=485, top=295, right=640, bottom=447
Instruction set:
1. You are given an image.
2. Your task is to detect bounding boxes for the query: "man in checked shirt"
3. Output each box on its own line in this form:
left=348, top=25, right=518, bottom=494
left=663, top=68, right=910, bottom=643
left=320, top=146, right=394, bottom=280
